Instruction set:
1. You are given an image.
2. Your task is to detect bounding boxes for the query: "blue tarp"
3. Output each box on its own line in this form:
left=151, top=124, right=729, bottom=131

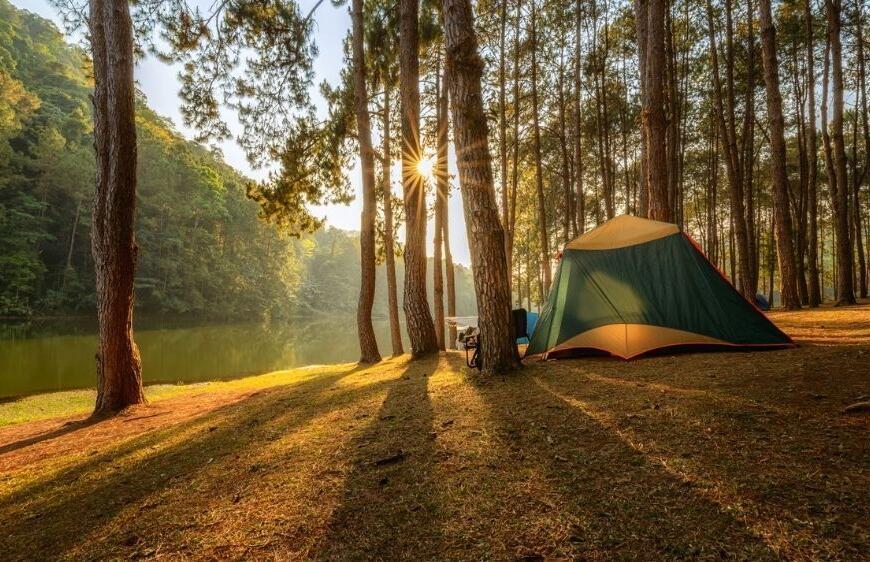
left=518, top=311, right=539, bottom=344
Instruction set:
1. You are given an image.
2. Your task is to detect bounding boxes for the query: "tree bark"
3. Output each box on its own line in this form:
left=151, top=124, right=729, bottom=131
left=644, top=0, right=671, bottom=222
left=381, top=82, right=404, bottom=356
left=705, top=0, right=752, bottom=300
left=498, top=0, right=509, bottom=244
left=822, top=34, right=835, bottom=299
left=530, top=1, right=551, bottom=294
left=575, top=0, right=586, bottom=232
left=434, top=57, right=448, bottom=351
left=557, top=54, right=573, bottom=241
left=444, top=199, right=457, bottom=349
left=857, top=4, right=870, bottom=298
left=634, top=0, right=650, bottom=217
left=791, top=39, right=810, bottom=305
left=758, top=0, right=801, bottom=309
left=851, top=104, right=867, bottom=298
left=743, top=0, right=759, bottom=296
left=825, top=0, right=855, bottom=305
left=804, top=0, right=821, bottom=306
left=351, top=0, right=381, bottom=363
left=89, top=0, right=146, bottom=416
left=507, top=0, right=522, bottom=272
left=442, top=0, right=520, bottom=374
left=400, top=0, right=439, bottom=354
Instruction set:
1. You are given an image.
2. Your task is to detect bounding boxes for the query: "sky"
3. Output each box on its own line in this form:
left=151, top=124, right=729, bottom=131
left=16, top=0, right=472, bottom=265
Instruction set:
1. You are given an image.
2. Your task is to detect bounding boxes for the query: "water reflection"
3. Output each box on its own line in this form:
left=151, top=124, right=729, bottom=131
left=0, top=317, right=414, bottom=398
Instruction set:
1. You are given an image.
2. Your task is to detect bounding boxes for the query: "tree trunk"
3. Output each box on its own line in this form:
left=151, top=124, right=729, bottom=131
left=498, top=0, right=509, bottom=242
left=804, top=0, right=822, bottom=306
left=857, top=3, right=870, bottom=298
left=758, top=0, right=801, bottom=309
left=743, top=0, right=759, bottom=297
left=635, top=0, right=650, bottom=217
left=852, top=107, right=867, bottom=298
left=434, top=57, right=448, bottom=351
left=530, top=1, right=551, bottom=294
left=89, top=0, right=146, bottom=416
left=665, top=6, right=680, bottom=222
left=791, top=40, right=810, bottom=305
left=507, top=0, right=522, bottom=273
left=557, top=55, right=573, bottom=241
left=381, top=83, right=404, bottom=356
left=705, top=0, right=752, bottom=300
left=574, top=0, right=585, bottom=232
left=825, top=0, right=855, bottom=305
left=442, top=0, right=520, bottom=374
left=400, top=0, right=439, bottom=354
left=644, top=0, right=671, bottom=222
left=444, top=206, right=457, bottom=349
left=351, top=0, right=381, bottom=363
left=600, top=8, right=615, bottom=220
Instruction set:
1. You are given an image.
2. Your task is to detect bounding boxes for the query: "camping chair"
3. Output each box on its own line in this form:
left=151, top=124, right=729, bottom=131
left=460, top=309, right=529, bottom=371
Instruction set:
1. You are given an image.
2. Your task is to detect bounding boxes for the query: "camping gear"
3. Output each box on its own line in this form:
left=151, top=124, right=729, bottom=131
left=755, top=293, right=771, bottom=311
left=526, top=215, right=794, bottom=360
left=513, top=309, right=529, bottom=342
left=454, top=309, right=534, bottom=370
left=516, top=311, right=539, bottom=344
left=457, top=325, right=481, bottom=369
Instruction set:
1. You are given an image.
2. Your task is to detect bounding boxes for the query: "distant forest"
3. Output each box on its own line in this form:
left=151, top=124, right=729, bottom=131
left=0, top=1, right=475, bottom=319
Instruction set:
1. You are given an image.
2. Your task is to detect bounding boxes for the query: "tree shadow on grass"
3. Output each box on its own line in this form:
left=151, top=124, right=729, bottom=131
left=535, top=360, right=869, bottom=559
left=461, top=354, right=781, bottom=560
left=0, top=362, right=398, bottom=559
left=0, top=417, right=100, bottom=455
left=311, top=355, right=442, bottom=560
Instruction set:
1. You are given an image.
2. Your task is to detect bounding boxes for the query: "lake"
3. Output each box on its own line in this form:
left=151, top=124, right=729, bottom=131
left=0, top=316, right=418, bottom=398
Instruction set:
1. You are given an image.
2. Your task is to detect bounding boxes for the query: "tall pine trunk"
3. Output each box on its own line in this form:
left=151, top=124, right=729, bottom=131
left=89, top=0, right=146, bottom=416
left=705, top=0, right=752, bottom=300
left=381, top=83, right=404, bottom=356
left=351, top=0, right=381, bottom=363
left=442, top=0, right=520, bottom=374
left=743, top=0, right=759, bottom=296
left=644, top=0, right=671, bottom=222
left=805, top=0, right=822, bottom=306
left=444, top=197, right=457, bottom=349
left=857, top=4, right=870, bottom=298
left=530, top=1, right=551, bottom=294
left=825, top=0, right=855, bottom=305
left=433, top=57, right=448, bottom=351
left=575, top=0, right=586, bottom=231
left=507, top=0, right=523, bottom=273
left=635, top=0, right=650, bottom=217
left=400, top=0, right=439, bottom=354
left=758, top=0, right=801, bottom=309
left=498, top=0, right=509, bottom=249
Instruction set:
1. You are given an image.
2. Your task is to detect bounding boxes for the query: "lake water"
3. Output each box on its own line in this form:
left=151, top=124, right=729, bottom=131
left=0, top=316, right=416, bottom=398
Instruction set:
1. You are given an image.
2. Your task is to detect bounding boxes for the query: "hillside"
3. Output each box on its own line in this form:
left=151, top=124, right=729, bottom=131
left=0, top=0, right=475, bottom=319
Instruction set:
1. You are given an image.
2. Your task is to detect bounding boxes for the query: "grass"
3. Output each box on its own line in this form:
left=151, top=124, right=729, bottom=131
left=0, top=364, right=351, bottom=427
left=0, top=306, right=867, bottom=560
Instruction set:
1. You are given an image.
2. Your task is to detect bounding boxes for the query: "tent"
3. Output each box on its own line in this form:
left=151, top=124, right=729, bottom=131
left=526, top=215, right=794, bottom=360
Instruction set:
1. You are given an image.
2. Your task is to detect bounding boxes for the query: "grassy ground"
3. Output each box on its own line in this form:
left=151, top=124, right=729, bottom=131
left=0, top=306, right=867, bottom=560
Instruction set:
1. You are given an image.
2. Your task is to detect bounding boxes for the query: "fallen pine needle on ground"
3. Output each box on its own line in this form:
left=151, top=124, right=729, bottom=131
left=0, top=305, right=867, bottom=560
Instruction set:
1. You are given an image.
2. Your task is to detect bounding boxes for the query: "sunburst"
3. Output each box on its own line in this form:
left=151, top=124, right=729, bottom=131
left=416, top=154, right=436, bottom=181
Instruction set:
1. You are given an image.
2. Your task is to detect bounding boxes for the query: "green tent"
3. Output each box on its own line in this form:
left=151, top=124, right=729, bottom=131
left=526, top=215, right=794, bottom=359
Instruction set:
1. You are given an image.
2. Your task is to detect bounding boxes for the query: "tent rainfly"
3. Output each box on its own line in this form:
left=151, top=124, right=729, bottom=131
left=526, top=215, right=794, bottom=359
